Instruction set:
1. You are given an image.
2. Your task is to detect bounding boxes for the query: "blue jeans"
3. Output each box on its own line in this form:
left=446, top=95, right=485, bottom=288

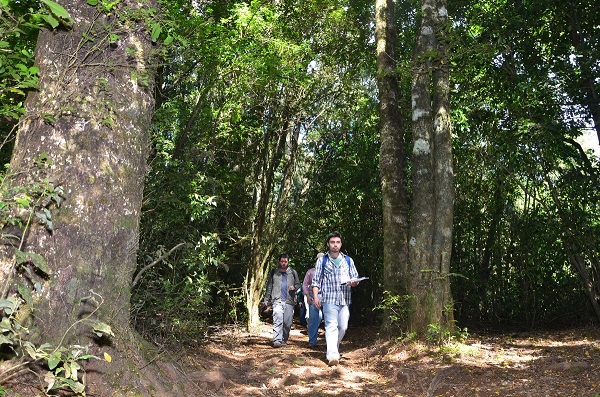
left=322, top=303, right=350, bottom=361
left=307, top=301, right=323, bottom=344
left=299, top=302, right=307, bottom=326
left=272, top=300, right=295, bottom=343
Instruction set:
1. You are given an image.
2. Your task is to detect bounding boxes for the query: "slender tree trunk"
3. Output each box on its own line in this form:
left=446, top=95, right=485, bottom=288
left=245, top=114, right=296, bottom=330
left=0, top=1, right=196, bottom=394
left=431, top=8, right=455, bottom=327
left=408, top=0, right=454, bottom=335
left=375, top=0, right=409, bottom=334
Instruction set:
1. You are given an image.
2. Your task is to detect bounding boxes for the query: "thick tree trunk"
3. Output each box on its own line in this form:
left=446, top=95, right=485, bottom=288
left=375, top=0, right=409, bottom=334
left=408, top=0, right=454, bottom=335
left=0, top=1, right=195, bottom=395
left=3, top=0, right=154, bottom=345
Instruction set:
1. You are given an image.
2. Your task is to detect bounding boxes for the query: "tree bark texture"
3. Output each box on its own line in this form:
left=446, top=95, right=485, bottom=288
left=0, top=1, right=193, bottom=395
left=375, top=0, right=410, bottom=333
left=408, top=0, right=454, bottom=335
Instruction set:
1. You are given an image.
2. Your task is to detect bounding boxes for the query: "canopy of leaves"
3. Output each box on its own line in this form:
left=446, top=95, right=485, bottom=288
left=2, top=0, right=598, bottom=341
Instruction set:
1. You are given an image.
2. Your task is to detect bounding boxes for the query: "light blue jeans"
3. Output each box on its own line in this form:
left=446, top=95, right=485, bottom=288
left=322, top=303, right=350, bottom=361
left=307, top=300, right=323, bottom=344
left=272, top=300, right=294, bottom=343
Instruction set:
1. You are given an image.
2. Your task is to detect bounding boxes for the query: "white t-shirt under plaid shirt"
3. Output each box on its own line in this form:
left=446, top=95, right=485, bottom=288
left=312, top=253, right=359, bottom=306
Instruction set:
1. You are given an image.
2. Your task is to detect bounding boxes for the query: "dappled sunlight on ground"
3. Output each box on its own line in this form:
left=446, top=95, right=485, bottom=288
left=175, top=324, right=600, bottom=396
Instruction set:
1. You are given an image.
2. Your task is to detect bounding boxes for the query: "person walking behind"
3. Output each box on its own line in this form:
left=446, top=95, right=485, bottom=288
left=296, top=287, right=307, bottom=327
left=264, top=253, right=301, bottom=347
left=312, top=232, right=360, bottom=366
left=303, top=253, right=324, bottom=348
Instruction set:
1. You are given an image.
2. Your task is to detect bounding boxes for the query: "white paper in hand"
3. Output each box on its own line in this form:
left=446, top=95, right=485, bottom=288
left=341, top=277, right=369, bottom=285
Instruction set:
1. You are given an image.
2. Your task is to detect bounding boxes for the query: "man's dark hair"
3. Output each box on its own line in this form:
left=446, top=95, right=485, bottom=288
left=327, top=232, right=342, bottom=243
left=278, top=253, right=290, bottom=260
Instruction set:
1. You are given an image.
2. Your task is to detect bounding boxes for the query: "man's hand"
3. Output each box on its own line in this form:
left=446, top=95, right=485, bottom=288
left=312, top=286, right=321, bottom=308
left=313, top=296, right=321, bottom=309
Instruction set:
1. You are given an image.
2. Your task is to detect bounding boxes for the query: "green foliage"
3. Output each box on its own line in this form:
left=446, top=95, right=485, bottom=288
left=426, top=323, right=469, bottom=346
left=0, top=291, right=111, bottom=396
left=39, top=0, right=73, bottom=28
left=0, top=0, right=73, bottom=122
left=0, top=159, right=63, bottom=237
left=374, top=291, right=411, bottom=327
left=136, top=0, right=380, bottom=331
left=448, top=0, right=600, bottom=329
left=0, top=153, right=111, bottom=395
left=137, top=0, right=599, bottom=336
left=131, top=268, right=220, bottom=341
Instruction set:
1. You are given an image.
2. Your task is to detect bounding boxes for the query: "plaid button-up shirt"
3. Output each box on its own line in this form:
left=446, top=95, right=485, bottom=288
left=311, top=253, right=358, bottom=305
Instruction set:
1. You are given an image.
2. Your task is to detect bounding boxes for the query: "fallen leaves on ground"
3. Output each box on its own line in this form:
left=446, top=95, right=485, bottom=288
left=174, top=324, right=600, bottom=397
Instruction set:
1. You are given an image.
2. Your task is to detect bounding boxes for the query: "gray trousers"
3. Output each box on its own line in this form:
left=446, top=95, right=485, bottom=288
left=272, top=300, right=295, bottom=343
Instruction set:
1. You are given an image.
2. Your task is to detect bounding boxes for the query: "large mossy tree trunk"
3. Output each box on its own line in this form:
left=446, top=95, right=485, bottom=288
left=375, top=0, right=410, bottom=334
left=0, top=1, right=194, bottom=395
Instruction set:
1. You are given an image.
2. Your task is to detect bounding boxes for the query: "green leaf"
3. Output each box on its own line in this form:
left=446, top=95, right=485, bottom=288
left=150, top=23, right=161, bottom=42
left=47, top=351, right=61, bottom=370
left=40, top=14, right=60, bottom=29
left=70, top=361, right=80, bottom=380
left=17, top=283, right=33, bottom=309
left=92, top=321, right=115, bottom=337
left=41, top=0, right=72, bottom=21
left=61, top=378, right=85, bottom=394
left=87, top=0, right=99, bottom=5
left=0, top=334, right=13, bottom=345
left=24, top=342, right=39, bottom=359
left=0, top=298, right=17, bottom=310
left=15, top=250, right=50, bottom=275
left=164, top=35, right=174, bottom=45
left=14, top=195, right=31, bottom=207
left=0, top=317, right=13, bottom=332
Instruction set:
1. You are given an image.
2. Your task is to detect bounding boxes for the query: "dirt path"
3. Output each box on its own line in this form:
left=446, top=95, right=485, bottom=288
left=178, top=323, right=600, bottom=397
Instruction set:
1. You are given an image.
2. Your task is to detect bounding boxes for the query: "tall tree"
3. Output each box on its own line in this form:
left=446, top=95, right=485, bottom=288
left=408, top=0, right=454, bottom=334
left=0, top=1, right=193, bottom=394
left=375, top=0, right=409, bottom=333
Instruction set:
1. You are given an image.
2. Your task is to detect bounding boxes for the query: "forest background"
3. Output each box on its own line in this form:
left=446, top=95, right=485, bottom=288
left=0, top=0, right=598, bottom=394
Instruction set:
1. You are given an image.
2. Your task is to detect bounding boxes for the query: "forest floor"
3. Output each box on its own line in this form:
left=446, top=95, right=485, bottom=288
left=176, top=322, right=600, bottom=397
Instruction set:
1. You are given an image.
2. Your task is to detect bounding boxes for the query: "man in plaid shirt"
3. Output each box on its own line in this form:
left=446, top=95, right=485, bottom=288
left=312, top=232, right=361, bottom=366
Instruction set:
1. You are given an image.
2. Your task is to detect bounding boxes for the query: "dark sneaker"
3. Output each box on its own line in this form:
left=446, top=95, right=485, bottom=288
left=308, top=343, right=318, bottom=349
